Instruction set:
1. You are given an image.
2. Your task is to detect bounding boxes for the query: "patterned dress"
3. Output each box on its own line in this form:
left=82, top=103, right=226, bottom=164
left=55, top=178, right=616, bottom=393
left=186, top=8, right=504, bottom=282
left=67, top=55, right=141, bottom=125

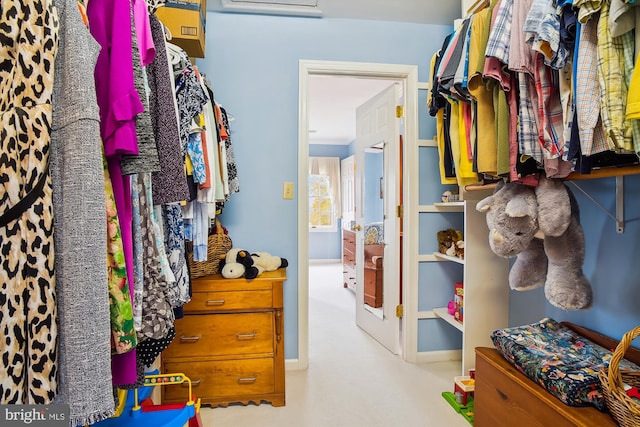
left=0, top=0, right=59, bottom=404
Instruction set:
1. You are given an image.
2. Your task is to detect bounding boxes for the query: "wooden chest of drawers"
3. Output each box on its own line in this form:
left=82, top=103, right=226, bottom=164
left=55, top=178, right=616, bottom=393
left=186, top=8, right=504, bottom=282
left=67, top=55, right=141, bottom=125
left=342, top=229, right=356, bottom=291
left=474, top=347, right=617, bottom=427
left=162, top=269, right=286, bottom=407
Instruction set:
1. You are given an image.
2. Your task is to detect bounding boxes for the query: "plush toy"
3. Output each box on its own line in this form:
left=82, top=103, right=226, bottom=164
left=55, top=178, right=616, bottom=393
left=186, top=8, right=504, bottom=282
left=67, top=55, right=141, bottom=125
left=218, top=248, right=260, bottom=279
left=218, top=248, right=289, bottom=280
left=476, top=175, right=592, bottom=310
left=250, top=252, right=288, bottom=276
left=438, top=229, right=463, bottom=255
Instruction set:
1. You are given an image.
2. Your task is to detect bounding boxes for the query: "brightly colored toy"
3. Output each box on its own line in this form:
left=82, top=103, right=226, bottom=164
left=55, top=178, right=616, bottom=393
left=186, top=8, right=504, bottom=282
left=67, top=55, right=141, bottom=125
left=453, top=375, right=475, bottom=406
left=93, top=373, right=202, bottom=427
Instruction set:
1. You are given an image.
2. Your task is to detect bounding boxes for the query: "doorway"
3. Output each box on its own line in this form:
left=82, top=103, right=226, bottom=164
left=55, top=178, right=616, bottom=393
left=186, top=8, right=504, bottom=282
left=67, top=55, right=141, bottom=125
left=297, top=60, right=419, bottom=370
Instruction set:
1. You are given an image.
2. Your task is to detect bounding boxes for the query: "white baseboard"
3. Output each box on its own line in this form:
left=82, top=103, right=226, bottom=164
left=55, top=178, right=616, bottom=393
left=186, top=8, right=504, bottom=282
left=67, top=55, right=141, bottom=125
left=309, top=259, right=341, bottom=265
left=285, top=358, right=305, bottom=371
left=414, top=349, right=462, bottom=364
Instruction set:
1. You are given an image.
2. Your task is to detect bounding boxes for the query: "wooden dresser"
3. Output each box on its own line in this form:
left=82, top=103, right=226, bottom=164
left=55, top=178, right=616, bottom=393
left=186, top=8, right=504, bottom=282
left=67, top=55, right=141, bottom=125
left=162, top=269, right=286, bottom=407
left=342, top=229, right=356, bottom=291
left=363, top=243, right=383, bottom=307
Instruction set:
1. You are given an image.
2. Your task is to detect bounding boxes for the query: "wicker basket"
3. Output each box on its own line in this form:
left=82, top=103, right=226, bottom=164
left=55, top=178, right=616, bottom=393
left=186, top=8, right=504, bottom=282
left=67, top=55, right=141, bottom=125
left=187, top=217, right=232, bottom=278
left=599, top=326, right=640, bottom=427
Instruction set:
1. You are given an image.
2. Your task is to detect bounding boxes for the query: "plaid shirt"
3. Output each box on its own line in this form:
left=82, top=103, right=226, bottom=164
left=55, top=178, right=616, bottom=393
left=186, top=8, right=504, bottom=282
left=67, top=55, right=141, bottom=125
left=574, top=0, right=602, bottom=22
left=485, top=0, right=513, bottom=64
left=534, top=54, right=565, bottom=158
left=575, top=17, right=611, bottom=155
left=518, top=72, right=544, bottom=163
left=597, top=0, right=633, bottom=151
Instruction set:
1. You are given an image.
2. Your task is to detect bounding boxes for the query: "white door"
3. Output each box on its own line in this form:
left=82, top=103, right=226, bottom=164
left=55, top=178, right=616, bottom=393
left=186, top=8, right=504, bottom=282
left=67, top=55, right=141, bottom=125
left=354, top=83, right=401, bottom=354
left=340, top=155, right=355, bottom=230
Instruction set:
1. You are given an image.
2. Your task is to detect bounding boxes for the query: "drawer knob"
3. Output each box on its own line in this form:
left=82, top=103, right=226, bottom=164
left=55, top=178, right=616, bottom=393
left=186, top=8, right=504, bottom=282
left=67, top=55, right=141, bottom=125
left=180, top=335, right=201, bottom=343
left=237, top=376, right=257, bottom=384
left=236, top=331, right=258, bottom=340
left=206, top=299, right=226, bottom=306
left=182, top=379, right=202, bottom=387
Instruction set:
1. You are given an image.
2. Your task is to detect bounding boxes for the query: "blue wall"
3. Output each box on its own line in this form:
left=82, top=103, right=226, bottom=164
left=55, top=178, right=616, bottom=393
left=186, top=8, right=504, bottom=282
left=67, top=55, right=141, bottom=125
left=197, top=12, right=451, bottom=359
left=197, top=12, right=640, bottom=360
left=364, top=151, right=384, bottom=225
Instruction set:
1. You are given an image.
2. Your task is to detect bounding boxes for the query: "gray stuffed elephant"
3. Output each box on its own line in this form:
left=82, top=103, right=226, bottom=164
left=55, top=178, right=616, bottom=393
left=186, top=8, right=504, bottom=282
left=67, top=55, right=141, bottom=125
left=476, top=175, right=592, bottom=310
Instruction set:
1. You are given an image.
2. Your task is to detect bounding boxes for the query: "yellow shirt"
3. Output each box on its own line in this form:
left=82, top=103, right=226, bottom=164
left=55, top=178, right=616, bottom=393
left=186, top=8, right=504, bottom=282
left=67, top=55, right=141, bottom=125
left=467, top=6, right=498, bottom=175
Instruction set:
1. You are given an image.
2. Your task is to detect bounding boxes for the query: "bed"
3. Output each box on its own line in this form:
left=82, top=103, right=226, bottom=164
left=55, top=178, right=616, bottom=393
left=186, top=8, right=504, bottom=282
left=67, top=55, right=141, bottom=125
left=474, top=320, right=640, bottom=426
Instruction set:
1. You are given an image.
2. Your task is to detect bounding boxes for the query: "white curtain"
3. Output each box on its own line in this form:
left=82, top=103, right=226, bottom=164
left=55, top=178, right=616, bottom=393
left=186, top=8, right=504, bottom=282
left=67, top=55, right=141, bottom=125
left=309, top=157, right=341, bottom=217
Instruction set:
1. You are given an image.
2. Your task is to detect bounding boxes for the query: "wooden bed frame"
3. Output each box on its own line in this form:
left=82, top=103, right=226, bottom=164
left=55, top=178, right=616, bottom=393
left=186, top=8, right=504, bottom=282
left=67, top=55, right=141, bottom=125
left=474, top=322, right=640, bottom=427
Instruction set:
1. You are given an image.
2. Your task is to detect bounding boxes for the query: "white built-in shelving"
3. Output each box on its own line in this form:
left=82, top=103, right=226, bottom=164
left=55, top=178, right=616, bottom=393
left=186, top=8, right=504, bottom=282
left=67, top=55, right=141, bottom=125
left=419, top=189, right=510, bottom=375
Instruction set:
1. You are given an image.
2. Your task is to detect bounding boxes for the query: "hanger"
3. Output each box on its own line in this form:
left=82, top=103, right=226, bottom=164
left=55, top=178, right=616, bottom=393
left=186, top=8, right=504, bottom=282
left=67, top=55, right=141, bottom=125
left=465, top=0, right=490, bottom=16
left=166, top=42, right=190, bottom=75
left=160, top=19, right=173, bottom=41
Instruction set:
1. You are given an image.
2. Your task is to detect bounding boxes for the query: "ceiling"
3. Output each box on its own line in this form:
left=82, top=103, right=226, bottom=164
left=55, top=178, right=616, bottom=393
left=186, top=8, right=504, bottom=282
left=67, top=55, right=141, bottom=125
left=206, top=0, right=461, bottom=145
left=308, top=76, right=397, bottom=145
left=207, top=0, right=461, bottom=25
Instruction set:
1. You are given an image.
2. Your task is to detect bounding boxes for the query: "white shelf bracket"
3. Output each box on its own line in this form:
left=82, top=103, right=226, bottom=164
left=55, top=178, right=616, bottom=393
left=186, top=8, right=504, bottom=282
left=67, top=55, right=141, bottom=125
left=568, top=176, right=624, bottom=234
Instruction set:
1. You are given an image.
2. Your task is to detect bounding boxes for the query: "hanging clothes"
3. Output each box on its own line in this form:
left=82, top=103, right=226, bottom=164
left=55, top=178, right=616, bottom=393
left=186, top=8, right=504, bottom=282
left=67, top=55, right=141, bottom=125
left=87, top=0, right=142, bottom=386
left=49, top=0, right=120, bottom=424
left=120, top=2, right=161, bottom=176
left=0, top=0, right=59, bottom=405
left=220, top=106, right=240, bottom=198
left=133, top=173, right=176, bottom=341
left=148, top=14, right=191, bottom=205
left=431, top=0, right=640, bottom=184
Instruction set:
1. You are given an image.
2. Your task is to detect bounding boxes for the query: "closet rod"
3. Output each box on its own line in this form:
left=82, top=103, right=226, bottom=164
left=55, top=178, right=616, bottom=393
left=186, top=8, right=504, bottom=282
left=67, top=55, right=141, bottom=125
left=568, top=176, right=624, bottom=234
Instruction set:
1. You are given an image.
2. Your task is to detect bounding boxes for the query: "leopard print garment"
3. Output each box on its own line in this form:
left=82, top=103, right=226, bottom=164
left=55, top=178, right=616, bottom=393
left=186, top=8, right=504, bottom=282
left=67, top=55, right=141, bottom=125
left=0, top=0, right=60, bottom=404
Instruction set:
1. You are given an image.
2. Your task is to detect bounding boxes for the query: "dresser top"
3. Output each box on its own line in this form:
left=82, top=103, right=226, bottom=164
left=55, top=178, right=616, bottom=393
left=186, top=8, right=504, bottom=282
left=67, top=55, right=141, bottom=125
left=192, top=267, right=287, bottom=284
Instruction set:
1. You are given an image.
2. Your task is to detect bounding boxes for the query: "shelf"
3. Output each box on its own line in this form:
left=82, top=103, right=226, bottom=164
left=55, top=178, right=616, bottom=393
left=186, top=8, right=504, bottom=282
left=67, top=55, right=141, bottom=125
left=433, top=307, right=463, bottom=332
left=419, top=203, right=464, bottom=213
left=566, top=165, right=640, bottom=180
left=418, top=139, right=437, bottom=147
left=433, top=251, right=465, bottom=264
left=433, top=201, right=464, bottom=207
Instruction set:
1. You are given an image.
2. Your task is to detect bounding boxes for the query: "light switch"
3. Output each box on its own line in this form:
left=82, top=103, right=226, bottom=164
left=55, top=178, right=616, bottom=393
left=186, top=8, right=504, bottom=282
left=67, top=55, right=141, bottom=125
left=283, top=182, right=294, bottom=200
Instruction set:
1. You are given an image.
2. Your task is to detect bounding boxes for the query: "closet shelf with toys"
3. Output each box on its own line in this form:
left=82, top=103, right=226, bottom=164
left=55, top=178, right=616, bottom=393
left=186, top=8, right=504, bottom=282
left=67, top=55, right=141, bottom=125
left=417, top=186, right=509, bottom=376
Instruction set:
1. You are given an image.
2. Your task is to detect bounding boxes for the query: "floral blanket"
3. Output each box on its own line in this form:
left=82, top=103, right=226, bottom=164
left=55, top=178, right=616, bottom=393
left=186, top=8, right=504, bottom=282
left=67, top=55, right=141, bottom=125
left=491, top=318, right=640, bottom=411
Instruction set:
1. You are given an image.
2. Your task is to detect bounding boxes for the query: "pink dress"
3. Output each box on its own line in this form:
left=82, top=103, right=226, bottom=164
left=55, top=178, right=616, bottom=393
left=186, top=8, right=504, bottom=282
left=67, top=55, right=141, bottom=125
left=87, top=0, right=143, bottom=386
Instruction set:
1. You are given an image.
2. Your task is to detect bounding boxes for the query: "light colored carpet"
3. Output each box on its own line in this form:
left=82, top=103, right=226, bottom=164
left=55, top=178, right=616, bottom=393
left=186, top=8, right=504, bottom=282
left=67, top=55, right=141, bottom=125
left=199, top=261, right=469, bottom=427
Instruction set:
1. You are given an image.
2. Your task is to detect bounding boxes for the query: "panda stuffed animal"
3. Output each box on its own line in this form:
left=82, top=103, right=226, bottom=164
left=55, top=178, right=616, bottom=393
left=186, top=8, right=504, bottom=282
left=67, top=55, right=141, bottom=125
left=218, top=248, right=260, bottom=279
left=219, top=248, right=288, bottom=279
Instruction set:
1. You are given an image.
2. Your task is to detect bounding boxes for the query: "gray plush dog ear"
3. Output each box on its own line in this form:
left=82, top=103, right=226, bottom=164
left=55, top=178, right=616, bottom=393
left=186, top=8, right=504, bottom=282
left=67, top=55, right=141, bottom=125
left=536, top=175, right=571, bottom=237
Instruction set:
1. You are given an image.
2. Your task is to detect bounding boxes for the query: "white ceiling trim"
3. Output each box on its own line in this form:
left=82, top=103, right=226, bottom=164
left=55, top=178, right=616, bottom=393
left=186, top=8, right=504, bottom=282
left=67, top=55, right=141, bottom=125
left=220, top=0, right=324, bottom=17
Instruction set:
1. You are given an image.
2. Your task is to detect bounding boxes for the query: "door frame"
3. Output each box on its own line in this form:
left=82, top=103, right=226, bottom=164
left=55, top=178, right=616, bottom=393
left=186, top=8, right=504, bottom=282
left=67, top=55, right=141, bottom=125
left=297, top=60, right=419, bottom=369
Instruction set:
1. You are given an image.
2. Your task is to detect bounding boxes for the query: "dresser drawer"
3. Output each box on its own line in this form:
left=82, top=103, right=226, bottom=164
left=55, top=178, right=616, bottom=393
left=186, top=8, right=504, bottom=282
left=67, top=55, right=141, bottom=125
left=185, top=289, right=273, bottom=313
left=343, top=266, right=356, bottom=290
left=165, top=313, right=274, bottom=359
left=163, top=358, right=275, bottom=402
left=343, top=230, right=356, bottom=252
left=342, top=250, right=355, bottom=268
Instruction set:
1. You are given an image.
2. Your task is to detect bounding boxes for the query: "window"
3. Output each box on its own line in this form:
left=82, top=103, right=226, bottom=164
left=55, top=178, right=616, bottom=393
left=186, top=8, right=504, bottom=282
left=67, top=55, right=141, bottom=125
left=309, top=157, right=341, bottom=232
